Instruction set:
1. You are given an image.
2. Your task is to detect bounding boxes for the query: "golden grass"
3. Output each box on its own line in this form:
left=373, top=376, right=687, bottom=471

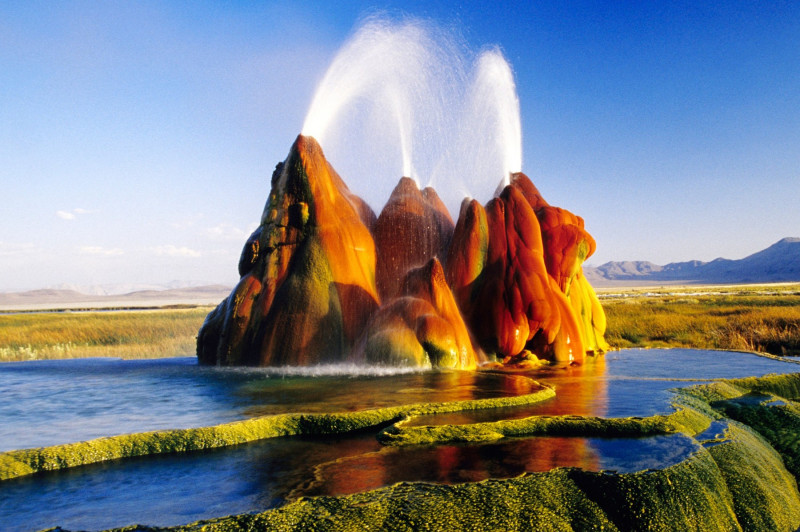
left=0, top=307, right=213, bottom=362
left=602, top=286, right=800, bottom=356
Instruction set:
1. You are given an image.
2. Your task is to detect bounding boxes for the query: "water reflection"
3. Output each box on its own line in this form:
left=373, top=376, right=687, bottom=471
left=297, top=436, right=601, bottom=496
left=406, top=349, right=800, bottom=427
left=241, top=370, right=543, bottom=416
left=297, top=433, right=699, bottom=498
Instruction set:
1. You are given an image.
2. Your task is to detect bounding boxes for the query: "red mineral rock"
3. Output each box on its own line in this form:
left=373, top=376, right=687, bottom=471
left=373, top=177, right=454, bottom=300
left=353, top=258, right=483, bottom=369
left=199, top=136, right=607, bottom=368
left=446, top=174, right=590, bottom=364
left=509, top=173, right=608, bottom=355
left=198, top=135, right=380, bottom=365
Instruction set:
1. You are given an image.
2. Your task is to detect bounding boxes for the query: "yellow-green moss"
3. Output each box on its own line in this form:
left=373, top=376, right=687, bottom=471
left=378, top=393, right=714, bottom=448
left=664, top=403, right=716, bottom=435
left=379, top=413, right=677, bottom=446
left=705, top=423, right=800, bottom=531
left=727, top=372, right=800, bottom=400
left=712, top=391, right=800, bottom=478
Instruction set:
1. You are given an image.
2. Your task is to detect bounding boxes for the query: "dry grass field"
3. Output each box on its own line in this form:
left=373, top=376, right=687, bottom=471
left=601, top=284, right=800, bottom=356
left=0, top=307, right=212, bottom=362
left=1, top=284, right=799, bottom=362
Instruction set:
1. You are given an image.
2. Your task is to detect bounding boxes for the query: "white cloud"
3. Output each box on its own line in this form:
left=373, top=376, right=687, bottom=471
left=57, top=208, right=96, bottom=220
left=152, top=245, right=202, bottom=258
left=171, top=214, right=205, bottom=230
left=79, top=246, right=125, bottom=256
left=209, top=248, right=238, bottom=256
left=206, top=223, right=253, bottom=242
left=0, top=241, right=36, bottom=257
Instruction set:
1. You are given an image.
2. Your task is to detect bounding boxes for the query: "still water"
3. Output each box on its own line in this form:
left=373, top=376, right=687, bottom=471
left=0, top=349, right=797, bottom=531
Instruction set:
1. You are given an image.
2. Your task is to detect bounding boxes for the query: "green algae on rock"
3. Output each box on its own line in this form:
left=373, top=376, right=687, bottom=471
left=704, top=422, right=800, bottom=531
left=110, top=470, right=619, bottom=532
left=378, top=414, right=679, bottom=446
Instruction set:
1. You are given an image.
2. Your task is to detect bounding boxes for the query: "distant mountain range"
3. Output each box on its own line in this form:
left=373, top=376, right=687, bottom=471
left=42, top=280, right=227, bottom=296
left=0, top=284, right=233, bottom=311
left=2, top=238, right=798, bottom=308
left=584, top=237, right=800, bottom=287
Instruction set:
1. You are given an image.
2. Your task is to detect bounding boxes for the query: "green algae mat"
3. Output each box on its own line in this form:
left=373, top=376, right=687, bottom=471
left=7, top=372, right=800, bottom=531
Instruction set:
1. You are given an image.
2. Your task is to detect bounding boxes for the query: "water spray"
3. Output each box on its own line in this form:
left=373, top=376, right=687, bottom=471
left=301, top=17, right=522, bottom=215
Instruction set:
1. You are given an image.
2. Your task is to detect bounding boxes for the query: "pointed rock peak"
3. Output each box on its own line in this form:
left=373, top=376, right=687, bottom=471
left=291, top=134, right=327, bottom=164
left=378, top=177, right=424, bottom=215
left=509, top=172, right=549, bottom=211
left=374, top=176, right=456, bottom=300
left=381, top=177, right=456, bottom=223
left=393, top=176, right=422, bottom=195
left=198, top=134, right=379, bottom=367
left=401, top=257, right=447, bottom=301
left=456, top=197, right=485, bottom=224
left=284, top=134, right=376, bottom=230
left=421, top=186, right=454, bottom=225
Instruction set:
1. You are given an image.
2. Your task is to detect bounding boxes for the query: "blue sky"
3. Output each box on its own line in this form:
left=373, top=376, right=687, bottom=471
left=1, top=1, right=798, bottom=291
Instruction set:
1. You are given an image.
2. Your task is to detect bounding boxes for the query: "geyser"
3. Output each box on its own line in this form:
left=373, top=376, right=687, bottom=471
left=468, top=49, right=523, bottom=187
left=198, top=18, right=607, bottom=368
left=301, top=17, right=523, bottom=214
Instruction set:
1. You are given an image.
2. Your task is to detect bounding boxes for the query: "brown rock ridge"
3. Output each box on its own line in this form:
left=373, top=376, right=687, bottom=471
left=373, top=177, right=454, bottom=301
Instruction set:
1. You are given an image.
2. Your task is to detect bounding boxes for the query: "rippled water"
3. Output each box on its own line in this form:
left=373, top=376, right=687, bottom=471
left=0, top=349, right=798, bottom=532
left=0, top=357, right=246, bottom=452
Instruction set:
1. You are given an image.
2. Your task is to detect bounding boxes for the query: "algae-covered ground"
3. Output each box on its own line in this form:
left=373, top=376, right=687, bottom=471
left=8, top=371, right=800, bottom=531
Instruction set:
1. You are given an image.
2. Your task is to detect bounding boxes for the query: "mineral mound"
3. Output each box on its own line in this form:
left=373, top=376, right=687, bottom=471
left=198, top=135, right=607, bottom=368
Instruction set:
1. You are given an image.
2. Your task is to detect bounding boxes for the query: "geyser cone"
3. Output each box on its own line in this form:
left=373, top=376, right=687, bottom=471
left=373, top=177, right=454, bottom=300
left=509, top=173, right=608, bottom=355
left=198, top=135, right=379, bottom=366
left=353, top=258, right=483, bottom=369
left=446, top=173, right=589, bottom=364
